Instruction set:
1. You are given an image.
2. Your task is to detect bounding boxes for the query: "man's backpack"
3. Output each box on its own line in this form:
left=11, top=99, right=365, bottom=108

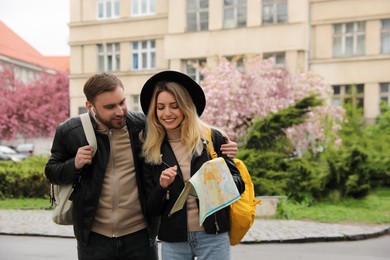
left=206, top=129, right=261, bottom=245
left=50, top=113, right=97, bottom=225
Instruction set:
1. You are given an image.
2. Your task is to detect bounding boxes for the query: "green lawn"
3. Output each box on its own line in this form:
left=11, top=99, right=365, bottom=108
left=0, top=198, right=51, bottom=210
left=274, top=188, right=390, bottom=224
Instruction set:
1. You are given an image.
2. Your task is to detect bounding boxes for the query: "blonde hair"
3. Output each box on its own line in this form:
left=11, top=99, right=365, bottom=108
left=142, top=81, right=212, bottom=165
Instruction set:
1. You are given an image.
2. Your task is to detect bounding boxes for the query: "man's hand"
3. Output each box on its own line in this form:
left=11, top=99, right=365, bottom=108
left=75, top=145, right=94, bottom=171
left=221, top=135, right=238, bottom=158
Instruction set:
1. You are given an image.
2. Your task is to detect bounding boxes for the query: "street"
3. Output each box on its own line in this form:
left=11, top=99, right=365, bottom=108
left=0, top=234, right=389, bottom=260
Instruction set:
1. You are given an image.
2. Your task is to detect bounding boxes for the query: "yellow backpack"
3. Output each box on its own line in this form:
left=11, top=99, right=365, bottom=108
left=206, top=130, right=261, bottom=245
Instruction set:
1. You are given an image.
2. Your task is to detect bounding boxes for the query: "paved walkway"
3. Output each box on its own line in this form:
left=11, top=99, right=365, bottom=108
left=0, top=210, right=389, bottom=243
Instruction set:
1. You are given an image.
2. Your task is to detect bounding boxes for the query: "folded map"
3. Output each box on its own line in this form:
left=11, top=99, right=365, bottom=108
left=169, top=157, right=240, bottom=225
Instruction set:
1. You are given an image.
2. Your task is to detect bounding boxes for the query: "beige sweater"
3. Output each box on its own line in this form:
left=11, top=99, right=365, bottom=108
left=91, top=119, right=146, bottom=238
left=167, top=127, right=204, bottom=232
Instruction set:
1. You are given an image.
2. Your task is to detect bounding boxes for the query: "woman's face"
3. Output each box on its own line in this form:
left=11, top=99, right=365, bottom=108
left=156, top=90, right=184, bottom=130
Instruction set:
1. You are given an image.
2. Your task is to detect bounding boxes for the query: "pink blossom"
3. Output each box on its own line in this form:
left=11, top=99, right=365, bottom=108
left=200, top=56, right=345, bottom=153
left=0, top=64, right=69, bottom=140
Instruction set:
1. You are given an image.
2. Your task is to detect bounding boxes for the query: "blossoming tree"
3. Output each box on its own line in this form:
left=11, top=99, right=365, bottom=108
left=200, top=56, right=345, bottom=154
left=0, top=65, right=69, bottom=140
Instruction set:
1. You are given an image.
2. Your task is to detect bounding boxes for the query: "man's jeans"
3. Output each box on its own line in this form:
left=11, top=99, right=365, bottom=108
left=161, top=231, right=230, bottom=260
left=78, top=229, right=157, bottom=260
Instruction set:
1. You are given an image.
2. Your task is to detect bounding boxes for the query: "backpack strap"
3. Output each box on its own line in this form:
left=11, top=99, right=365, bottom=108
left=206, top=128, right=218, bottom=159
left=80, top=113, right=97, bottom=156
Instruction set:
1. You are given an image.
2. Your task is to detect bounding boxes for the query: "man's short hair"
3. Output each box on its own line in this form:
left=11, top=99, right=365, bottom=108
left=83, top=73, right=124, bottom=104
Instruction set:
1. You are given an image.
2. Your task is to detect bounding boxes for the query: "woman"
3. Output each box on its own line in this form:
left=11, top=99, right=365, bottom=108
left=140, top=70, right=245, bottom=260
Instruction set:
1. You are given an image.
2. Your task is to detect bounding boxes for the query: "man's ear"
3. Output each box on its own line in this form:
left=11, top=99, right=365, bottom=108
left=86, top=101, right=95, bottom=114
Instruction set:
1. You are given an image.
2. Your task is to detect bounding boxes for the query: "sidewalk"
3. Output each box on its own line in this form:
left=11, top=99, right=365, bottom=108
left=0, top=209, right=389, bottom=243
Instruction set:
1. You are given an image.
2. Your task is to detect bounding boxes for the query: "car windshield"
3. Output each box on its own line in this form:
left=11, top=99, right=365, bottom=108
left=0, top=146, right=17, bottom=154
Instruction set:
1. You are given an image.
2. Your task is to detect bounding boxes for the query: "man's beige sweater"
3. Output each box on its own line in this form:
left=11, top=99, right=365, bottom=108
left=91, top=120, right=146, bottom=238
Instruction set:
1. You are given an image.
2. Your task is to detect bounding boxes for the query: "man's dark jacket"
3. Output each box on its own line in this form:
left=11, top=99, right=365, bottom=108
left=45, top=112, right=158, bottom=247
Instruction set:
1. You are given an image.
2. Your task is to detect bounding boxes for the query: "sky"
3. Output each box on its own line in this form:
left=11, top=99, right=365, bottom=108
left=0, top=0, right=70, bottom=56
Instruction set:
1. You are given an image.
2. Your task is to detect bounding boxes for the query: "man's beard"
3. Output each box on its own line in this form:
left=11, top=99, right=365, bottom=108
left=95, top=111, right=126, bottom=129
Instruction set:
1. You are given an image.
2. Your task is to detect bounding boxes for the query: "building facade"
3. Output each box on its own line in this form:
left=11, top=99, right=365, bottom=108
left=0, top=21, right=70, bottom=155
left=69, top=0, right=390, bottom=121
left=0, top=21, right=65, bottom=84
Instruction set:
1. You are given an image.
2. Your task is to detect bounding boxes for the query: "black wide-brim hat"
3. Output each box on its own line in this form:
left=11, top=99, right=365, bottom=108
left=140, top=70, right=206, bottom=116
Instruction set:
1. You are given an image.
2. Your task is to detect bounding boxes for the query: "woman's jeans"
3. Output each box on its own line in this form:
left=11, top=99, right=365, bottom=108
left=161, top=231, right=230, bottom=260
left=77, top=229, right=157, bottom=260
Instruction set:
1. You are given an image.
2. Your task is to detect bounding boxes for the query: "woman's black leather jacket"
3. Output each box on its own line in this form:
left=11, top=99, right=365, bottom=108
left=143, top=130, right=245, bottom=242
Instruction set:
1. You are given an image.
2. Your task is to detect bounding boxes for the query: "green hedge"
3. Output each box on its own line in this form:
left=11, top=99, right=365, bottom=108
left=238, top=97, right=390, bottom=203
left=0, top=156, right=50, bottom=199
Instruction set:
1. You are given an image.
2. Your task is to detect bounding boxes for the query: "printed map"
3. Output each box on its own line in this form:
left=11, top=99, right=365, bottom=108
left=169, top=157, right=240, bottom=225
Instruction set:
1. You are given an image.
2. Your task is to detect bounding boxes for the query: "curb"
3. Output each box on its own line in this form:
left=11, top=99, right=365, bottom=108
left=2, top=227, right=389, bottom=244
left=1, top=210, right=389, bottom=244
left=241, top=227, right=390, bottom=244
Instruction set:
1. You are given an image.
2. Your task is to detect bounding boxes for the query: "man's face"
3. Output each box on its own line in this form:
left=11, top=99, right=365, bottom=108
left=89, top=87, right=127, bottom=129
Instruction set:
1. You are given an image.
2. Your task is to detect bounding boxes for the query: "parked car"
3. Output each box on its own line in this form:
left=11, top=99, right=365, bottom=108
left=0, top=145, right=29, bottom=162
left=15, top=143, right=34, bottom=156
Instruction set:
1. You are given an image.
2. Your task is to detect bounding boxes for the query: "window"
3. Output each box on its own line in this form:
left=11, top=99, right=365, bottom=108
left=184, top=59, right=206, bottom=82
left=78, top=107, right=88, bottom=114
left=97, top=0, right=120, bottom=19
left=132, top=0, right=156, bottom=16
left=226, top=55, right=245, bottom=71
left=131, top=95, right=141, bottom=112
left=132, top=40, right=156, bottom=70
left=186, top=0, right=209, bottom=32
left=262, top=0, right=287, bottom=24
left=223, top=0, right=247, bottom=29
left=380, top=83, right=390, bottom=110
left=98, top=43, right=120, bottom=72
left=333, top=22, right=365, bottom=57
left=332, top=84, right=365, bottom=109
left=381, top=19, right=390, bottom=54
left=263, top=52, right=286, bottom=66
left=13, top=67, right=39, bottom=85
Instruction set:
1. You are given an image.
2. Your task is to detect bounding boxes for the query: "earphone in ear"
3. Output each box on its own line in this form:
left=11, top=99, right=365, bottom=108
left=90, top=107, right=96, bottom=116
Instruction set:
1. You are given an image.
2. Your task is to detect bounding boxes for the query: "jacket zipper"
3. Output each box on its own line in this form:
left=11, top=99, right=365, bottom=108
left=214, top=214, right=220, bottom=234
left=161, top=153, right=185, bottom=201
left=109, top=129, right=118, bottom=237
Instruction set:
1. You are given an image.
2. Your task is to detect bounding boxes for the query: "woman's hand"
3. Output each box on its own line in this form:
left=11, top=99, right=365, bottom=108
left=160, top=165, right=177, bottom=189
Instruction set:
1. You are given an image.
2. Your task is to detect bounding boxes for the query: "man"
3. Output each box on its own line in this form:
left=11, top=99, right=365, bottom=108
left=45, top=72, right=238, bottom=260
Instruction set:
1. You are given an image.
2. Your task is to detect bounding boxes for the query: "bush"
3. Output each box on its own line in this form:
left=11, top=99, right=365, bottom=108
left=0, top=156, right=50, bottom=199
left=239, top=148, right=324, bottom=202
left=239, top=96, right=390, bottom=203
left=237, top=96, right=327, bottom=202
left=321, top=147, right=371, bottom=199
left=319, top=104, right=390, bottom=199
